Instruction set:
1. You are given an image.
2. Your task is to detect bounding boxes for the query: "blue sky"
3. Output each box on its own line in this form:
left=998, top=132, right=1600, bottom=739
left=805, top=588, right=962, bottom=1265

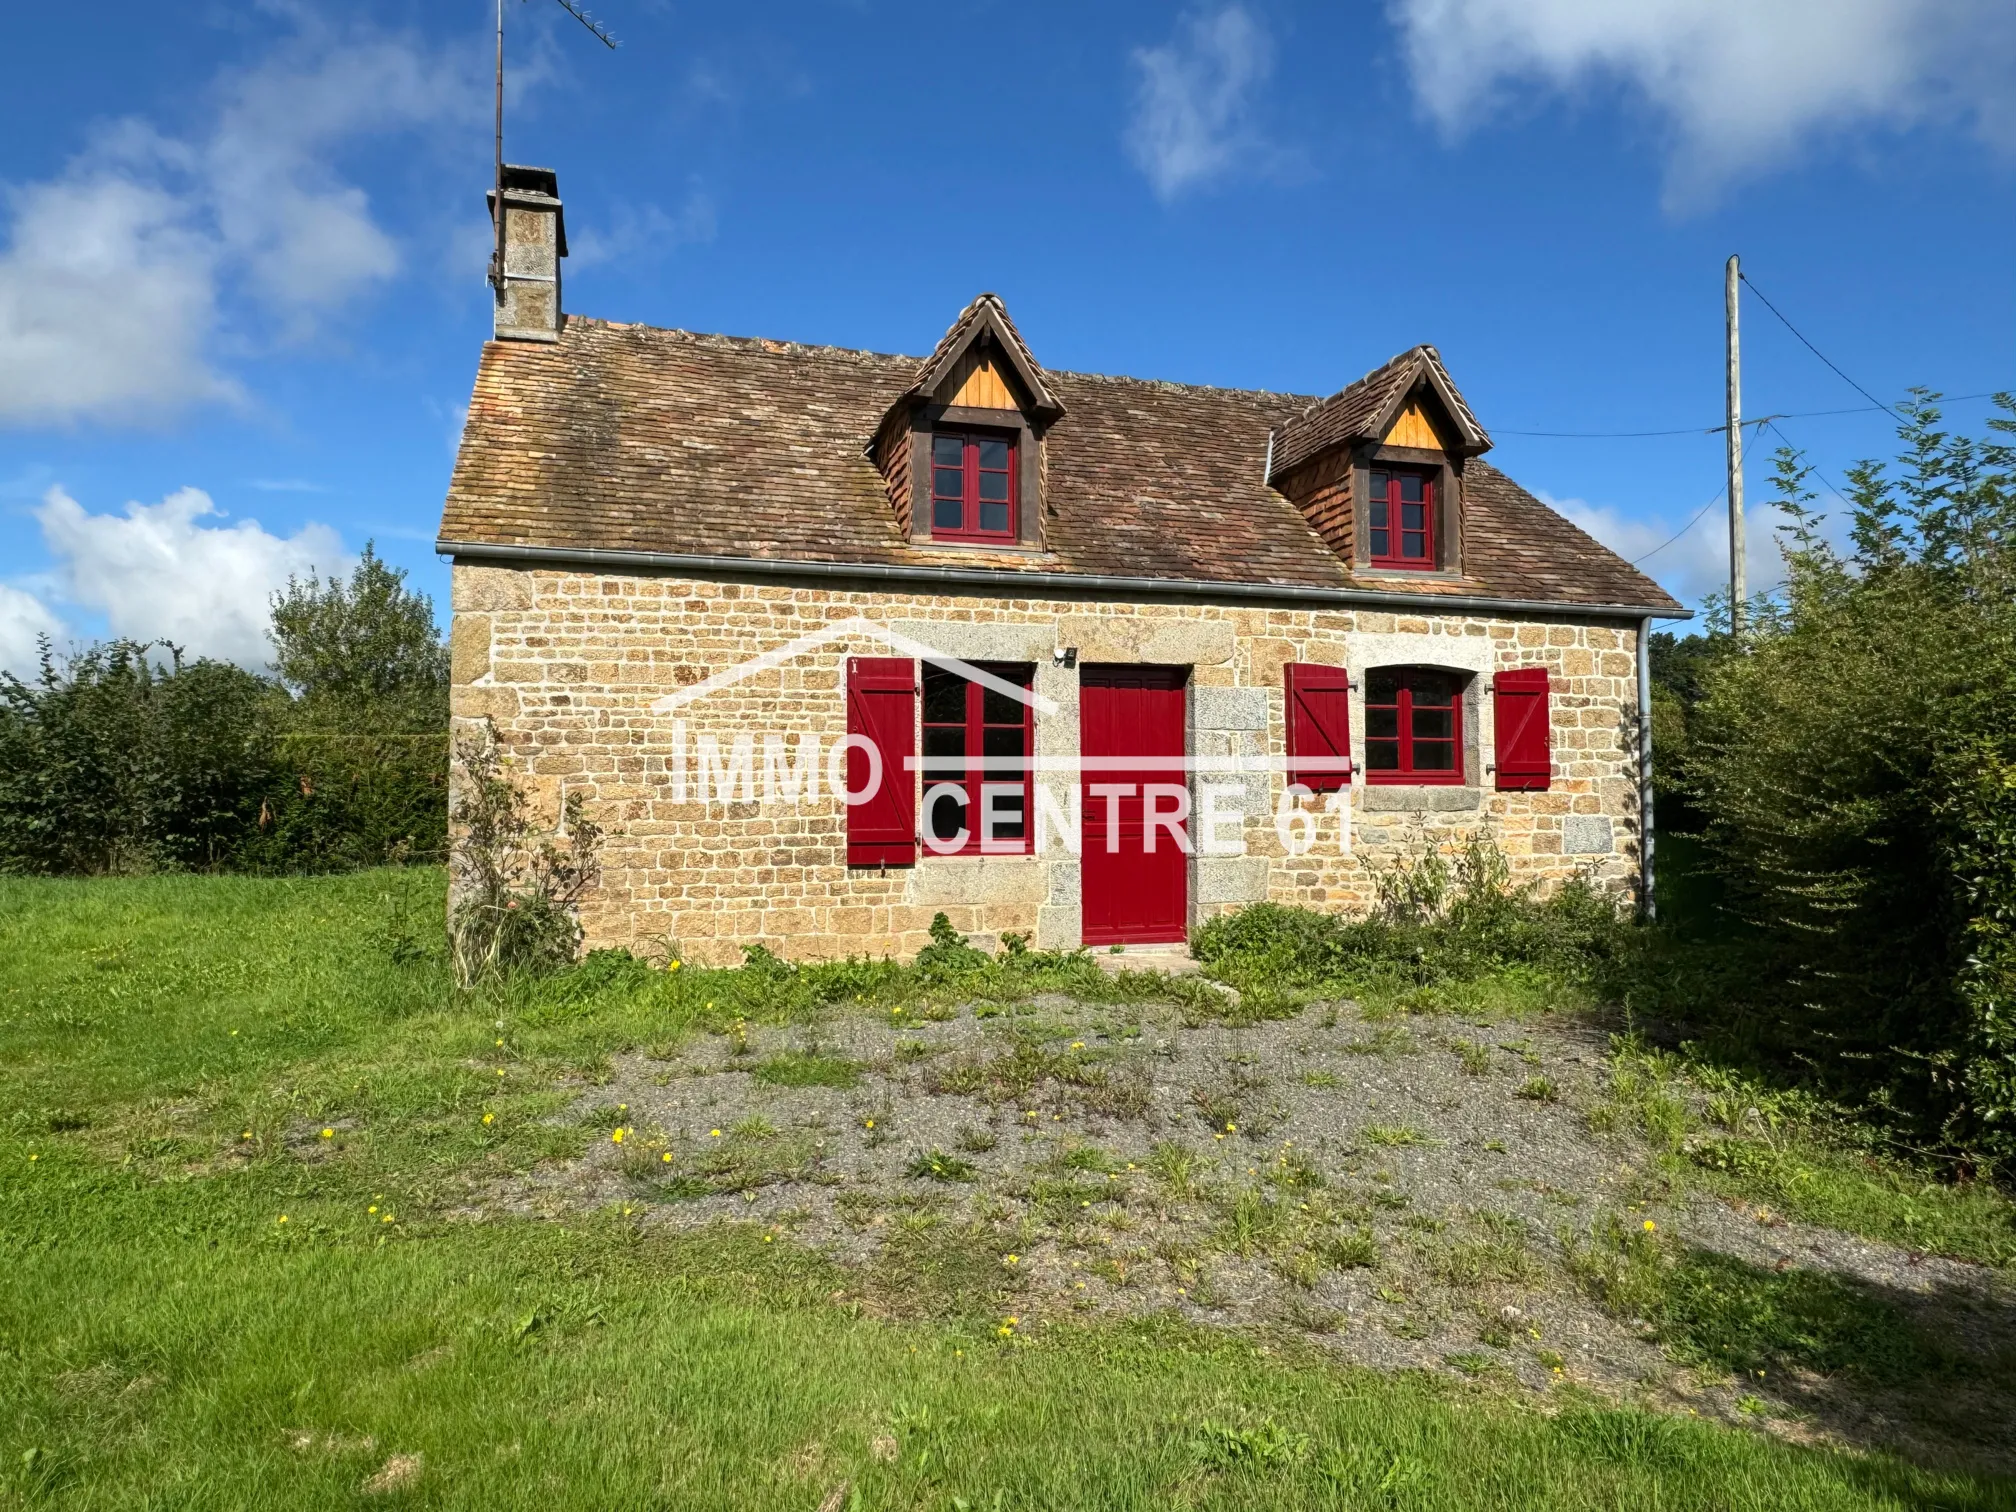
left=2, top=0, right=2011, bottom=671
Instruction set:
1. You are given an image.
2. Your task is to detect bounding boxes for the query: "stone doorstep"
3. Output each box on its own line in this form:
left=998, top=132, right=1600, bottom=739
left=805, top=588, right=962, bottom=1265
left=1091, top=945, right=1202, bottom=976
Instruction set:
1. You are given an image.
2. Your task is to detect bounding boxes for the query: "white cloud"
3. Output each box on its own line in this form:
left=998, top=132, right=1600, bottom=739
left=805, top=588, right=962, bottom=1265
left=569, top=189, right=718, bottom=270
left=1547, top=490, right=1790, bottom=607
left=1391, top=0, right=2016, bottom=202
left=0, top=18, right=483, bottom=427
left=1124, top=7, right=1277, bottom=200
left=0, top=583, right=65, bottom=678
left=35, top=485, right=346, bottom=668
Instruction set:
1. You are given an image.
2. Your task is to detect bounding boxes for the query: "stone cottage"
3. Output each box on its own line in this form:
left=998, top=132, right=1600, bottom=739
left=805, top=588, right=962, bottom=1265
left=439, top=168, right=1687, bottom=965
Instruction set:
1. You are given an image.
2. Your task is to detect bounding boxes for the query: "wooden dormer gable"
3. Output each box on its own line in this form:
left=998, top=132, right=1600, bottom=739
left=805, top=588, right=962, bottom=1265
left=872, top=293, right=1061, bottom=549
left=1267, top=346, right=1492, bottom=578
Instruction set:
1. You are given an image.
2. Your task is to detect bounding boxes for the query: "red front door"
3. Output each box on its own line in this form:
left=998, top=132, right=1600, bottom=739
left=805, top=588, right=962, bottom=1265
left=1080, top=665, right=1189, bottom=946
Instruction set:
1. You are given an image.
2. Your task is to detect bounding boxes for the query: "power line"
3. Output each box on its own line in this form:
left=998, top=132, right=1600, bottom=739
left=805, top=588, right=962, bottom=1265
left=1630, top=489, right=1724, bottom=566
left=1495, top=392, right=2001, bottom=441
left=1738, top=271, right=1904, bottom=421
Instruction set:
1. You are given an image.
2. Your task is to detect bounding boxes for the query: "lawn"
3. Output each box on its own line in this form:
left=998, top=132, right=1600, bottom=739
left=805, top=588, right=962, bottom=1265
left=1, top=869, right=2010, bottom=1509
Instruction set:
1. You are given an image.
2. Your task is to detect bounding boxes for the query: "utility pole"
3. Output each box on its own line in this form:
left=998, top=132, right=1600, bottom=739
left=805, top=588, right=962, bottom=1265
left=1725, top=254, right=1745, bottom=636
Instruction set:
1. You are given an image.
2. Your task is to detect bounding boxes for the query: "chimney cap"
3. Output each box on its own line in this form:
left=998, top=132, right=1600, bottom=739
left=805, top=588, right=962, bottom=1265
left=487, top=164, right=567, bottom=257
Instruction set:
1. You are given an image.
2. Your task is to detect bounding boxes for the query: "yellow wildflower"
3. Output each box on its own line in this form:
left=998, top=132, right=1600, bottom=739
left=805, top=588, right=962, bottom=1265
left=661, top=1152, right=673, bottom=1163
left=482, top=1113, right=495, bottom=1125
left=1071, top=1041, right=1084, bottom=1050
left=276, top=1214, right=288, bottom=1223
left=368, top=1205, right=378, bottom=1214
left=710, top=1129, right=722, bottom=1137
left=863, top=1119, right=875, bottom=1130
left=611, top=1129, right=625, bottom=1144
left=1643, top=1220, right=1656, bottom=1232
left=320, top=1128, right=333, bottom=1139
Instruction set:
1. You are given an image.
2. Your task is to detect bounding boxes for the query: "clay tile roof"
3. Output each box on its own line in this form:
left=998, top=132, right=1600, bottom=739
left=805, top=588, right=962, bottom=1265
left=1272, top=345, right=1490, bottom=477
left=439, top=316, right=1681, bottom=615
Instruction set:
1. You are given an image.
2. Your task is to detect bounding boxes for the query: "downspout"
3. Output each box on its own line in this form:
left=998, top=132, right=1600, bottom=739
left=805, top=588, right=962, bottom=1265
left=1638, top=615, right=1656, bottom=922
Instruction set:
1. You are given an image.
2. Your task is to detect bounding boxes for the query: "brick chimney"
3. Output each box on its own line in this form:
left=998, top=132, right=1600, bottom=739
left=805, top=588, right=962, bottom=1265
left=487, top=165, right=566, bottom=343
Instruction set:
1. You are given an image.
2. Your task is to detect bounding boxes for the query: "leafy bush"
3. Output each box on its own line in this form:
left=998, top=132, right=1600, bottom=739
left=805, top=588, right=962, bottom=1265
left=1192, top=833, right=1631, bottom=1011
left=0, top=546, right=448, bottom=877
left=1681, top=397, right=2016, bottom=1158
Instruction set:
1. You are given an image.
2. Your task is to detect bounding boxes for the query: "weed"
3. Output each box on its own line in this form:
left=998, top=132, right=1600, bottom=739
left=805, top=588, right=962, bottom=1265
left=1302, top=1069, right=1341, bottom=1088
left=1453, top=1040, right=1493, bottom=1076
left=1147, top=1141, right=1205, bottom=1200
left=1189, top=1419, right=1309, bottom=1473
left=953, top=1124, right=998, bottom=1154
left=1361, top=1124, right=1432, bottom=1148
left=1191, top=1069, right=1278, bottom=1138
left=906, top=1149, right=978, bottom=1183
left=1060, top=1144, right=1117, bottom=1173
left=752, top=1052, right=860, bottom=1089
left=1319, top=1231, right=1380, bottom=1270
left=1517, top=1076, right=1560, bottom=1103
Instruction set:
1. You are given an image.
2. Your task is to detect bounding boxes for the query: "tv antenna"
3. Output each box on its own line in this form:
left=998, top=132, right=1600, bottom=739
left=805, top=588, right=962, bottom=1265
left=490, top=0, right=620, bottom=297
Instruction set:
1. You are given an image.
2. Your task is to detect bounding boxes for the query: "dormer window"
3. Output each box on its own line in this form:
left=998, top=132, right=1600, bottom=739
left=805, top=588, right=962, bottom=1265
left=931, top=432, right=1018, bottom=542
left=1368, top=468, right=1435, bottom=568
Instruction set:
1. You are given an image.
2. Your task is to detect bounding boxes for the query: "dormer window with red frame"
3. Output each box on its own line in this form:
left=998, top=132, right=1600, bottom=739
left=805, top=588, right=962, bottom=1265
left=931, top=433, right=1017, bottom=541
left=1368, top=468, right=1435, bottom=568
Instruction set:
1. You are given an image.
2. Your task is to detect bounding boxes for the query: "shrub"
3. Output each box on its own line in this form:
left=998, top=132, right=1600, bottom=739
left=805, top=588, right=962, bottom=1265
left=448, top=721, right=602, bottom=985
left=1681, top=399, right=2016, bottom=1158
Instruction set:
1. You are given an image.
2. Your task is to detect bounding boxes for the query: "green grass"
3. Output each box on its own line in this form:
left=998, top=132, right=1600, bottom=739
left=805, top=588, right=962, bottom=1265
left=2, top=872, right=2013, bottom=1508
left=752, top=1050, right=862, bottom=1088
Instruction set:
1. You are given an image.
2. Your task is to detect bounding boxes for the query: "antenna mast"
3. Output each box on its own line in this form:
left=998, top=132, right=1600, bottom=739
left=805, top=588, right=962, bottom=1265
left=489, top=0, right=621, bottom=299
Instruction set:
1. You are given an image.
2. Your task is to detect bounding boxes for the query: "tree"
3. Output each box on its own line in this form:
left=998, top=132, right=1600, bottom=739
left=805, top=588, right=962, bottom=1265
left=270, top=543, right=448, bottom=731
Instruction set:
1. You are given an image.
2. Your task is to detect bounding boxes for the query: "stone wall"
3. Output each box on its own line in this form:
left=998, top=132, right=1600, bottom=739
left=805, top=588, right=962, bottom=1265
left=450, top=565, right=1644, bottom=965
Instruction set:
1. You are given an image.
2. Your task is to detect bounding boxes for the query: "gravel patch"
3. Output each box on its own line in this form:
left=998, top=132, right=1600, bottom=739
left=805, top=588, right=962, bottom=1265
left=461, top=992, right=2016, bottom=1471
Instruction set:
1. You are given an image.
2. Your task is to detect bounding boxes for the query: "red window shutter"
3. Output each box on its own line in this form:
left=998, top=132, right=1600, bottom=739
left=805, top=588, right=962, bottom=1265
left=845, top=657, right=916, bottom=866
left=1493, top=668, right=1551, bottom=791
left=1285, top=662, right=1352, bottom=792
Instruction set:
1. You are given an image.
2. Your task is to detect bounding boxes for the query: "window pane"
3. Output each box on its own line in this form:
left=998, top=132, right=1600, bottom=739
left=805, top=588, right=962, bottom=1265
left=1370, top=497, right=1388, bottom=529
left=1401, top=502, right=1425, bottom=532
left=1399, top=474, right=1423, bottom=503
left=933, top=496, right=964, bottom=530
left=1368, top=471, right=1387, bottom=499
left=1412, top=741, right=1455, bottom=772
left=990, top=792, right=1026, bottom=840
left=981, top=726, right=1025, bottom=767
left=1370, top=529, right=1389, bottom=557
left=1402, top=531, right=1427, bottom=559
left=977, top=439, right=1010, bottom=469
left=933, top=467, right=964, bottom=499
left=921, top=725, right=966, bottom=773
left=981, top=682, right=1029, bottom=724
left=1410, top=674, right=1456, bottom=706
left=1412, top=706, right=1453, bottom=740
left=928, top=790, right=968, bottom=842
left=979, top=501, right=1010, bottom=533
left=1366, top=739, right=1401, bottom=771
left=977, top=468, right=1010, bottom=501
left=922, top=668, right=967, bottom=724
left=1366, top=706, right=1398, bottom=739
left=1367, top=669, right=1402, bottom=703
left=933, top=435, right=964, bottom=466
